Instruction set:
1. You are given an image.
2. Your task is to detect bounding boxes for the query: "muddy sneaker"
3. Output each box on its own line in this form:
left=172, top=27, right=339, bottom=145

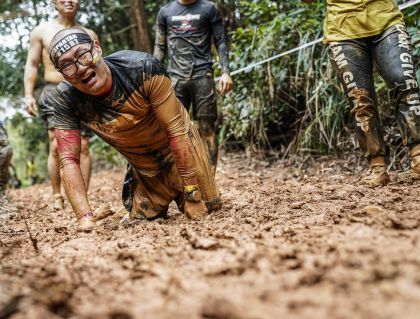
left=360, top=157, right=390, bottom=187
left=410, top=145, right=420, bottom=180
left=52, top=194, right=64, bottom=210
left=78, top=213, right=96, bottom=232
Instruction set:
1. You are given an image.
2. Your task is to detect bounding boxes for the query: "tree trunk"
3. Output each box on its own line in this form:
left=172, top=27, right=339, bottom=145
left=128, top=0, right=152, bottom=53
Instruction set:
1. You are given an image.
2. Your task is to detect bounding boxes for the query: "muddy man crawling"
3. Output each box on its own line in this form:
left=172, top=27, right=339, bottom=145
left=49, top=28, right=222, bottom=231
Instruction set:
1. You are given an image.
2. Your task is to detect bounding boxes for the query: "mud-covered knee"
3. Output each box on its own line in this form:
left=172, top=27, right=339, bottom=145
left=131, top=198, right=159, bottom=219
left=349, top=88, right=378, bottom=129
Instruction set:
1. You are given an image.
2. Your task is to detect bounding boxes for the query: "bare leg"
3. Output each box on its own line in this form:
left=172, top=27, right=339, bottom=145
left=80, top=135, right=92, bottom=189
left=48, top=128, right=61, bottom=196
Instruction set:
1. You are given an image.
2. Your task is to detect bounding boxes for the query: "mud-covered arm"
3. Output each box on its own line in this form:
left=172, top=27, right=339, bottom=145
left=144, top=73, right=198, bottom=186
left=56, top=129, right=92, bottom=219
left=153, top=9, right=167, bottom=62
left=54, top=88, right=92, bottom=219
left=210, top=5, right=230, bottom=75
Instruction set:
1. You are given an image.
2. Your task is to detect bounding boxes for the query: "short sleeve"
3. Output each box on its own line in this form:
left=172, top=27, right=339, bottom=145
left=54, top=83, right=81, bottom=130
left=156, top=8, right=167, bottom=32
left=141, top=58, right=172, bottom=108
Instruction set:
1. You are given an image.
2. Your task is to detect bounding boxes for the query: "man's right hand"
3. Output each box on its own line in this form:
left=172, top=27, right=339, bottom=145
left=184, top=199, right=208, bottom=220
left=25, top=95, right=38, bottom=117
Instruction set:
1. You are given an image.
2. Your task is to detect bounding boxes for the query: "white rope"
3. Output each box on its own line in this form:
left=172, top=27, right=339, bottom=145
left=216, top=0, right=420, bottom=80
left=399, top=0, right=420, bottom=10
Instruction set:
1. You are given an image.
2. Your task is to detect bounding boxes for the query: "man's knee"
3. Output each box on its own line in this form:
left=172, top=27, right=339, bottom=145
left=49, top=137, right=60, bottom=158
left=47, top=129, right=59, bottom=155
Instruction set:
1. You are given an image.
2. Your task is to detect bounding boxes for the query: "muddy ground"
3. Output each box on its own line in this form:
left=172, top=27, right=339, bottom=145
left=1, top=153, right=420, bottom=319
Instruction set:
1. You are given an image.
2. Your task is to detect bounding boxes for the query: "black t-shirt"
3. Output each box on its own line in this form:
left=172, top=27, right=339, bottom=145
left=155, top=0, right=230, bottom=78
left=53, top=50, right=189, bottom=176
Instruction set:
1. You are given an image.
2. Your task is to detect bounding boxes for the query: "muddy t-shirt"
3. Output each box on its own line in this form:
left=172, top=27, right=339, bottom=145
left=54, top=50, right=190, bottom=177
left=155, top=0, right=230, bottom=78
left=323, top=0, right=404, bottom=43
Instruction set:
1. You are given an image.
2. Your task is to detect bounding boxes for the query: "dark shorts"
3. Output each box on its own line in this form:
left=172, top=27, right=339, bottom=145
left=172, top=76, right=217, bottom=121
left=39, top=83, right=93, bottom=137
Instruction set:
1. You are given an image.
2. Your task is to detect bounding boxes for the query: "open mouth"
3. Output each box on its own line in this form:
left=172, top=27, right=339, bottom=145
left=81, top=72, right=96, bottom=84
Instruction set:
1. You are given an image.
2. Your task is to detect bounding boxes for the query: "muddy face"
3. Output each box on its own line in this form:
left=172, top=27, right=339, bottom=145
left=58, top=42, right=112, bottom=96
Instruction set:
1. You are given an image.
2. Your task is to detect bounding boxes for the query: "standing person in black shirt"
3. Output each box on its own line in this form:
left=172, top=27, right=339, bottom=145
left=154, top=0, right=233, bottom=173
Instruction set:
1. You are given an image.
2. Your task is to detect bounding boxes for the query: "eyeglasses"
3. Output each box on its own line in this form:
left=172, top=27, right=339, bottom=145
left=56, top=41, right=96, bottom=77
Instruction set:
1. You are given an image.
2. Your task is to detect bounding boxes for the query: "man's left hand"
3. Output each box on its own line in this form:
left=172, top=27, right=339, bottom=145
left=219, top=73, right=233, bottom=95
left=184, top=199, right=208, bottom=220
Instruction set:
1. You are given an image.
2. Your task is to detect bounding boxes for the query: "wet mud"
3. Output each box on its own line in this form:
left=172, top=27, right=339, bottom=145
left=1, top=154, right=420, bottom=319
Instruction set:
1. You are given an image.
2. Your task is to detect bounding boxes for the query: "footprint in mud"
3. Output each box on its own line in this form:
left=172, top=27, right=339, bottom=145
left=201, top=296, right=245, bottom=319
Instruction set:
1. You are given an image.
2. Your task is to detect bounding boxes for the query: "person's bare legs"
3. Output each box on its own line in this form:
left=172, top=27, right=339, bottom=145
left=47, top=128, right=64, bottom=209
left=48, top=129, right=61, bottom=195
left=80, top=135, right=92, bottom=189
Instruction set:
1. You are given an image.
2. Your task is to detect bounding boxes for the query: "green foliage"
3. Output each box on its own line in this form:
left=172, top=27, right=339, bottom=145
left=5, top=111, right=48, bottom=185
left=89, top=136, right=126, bottom=170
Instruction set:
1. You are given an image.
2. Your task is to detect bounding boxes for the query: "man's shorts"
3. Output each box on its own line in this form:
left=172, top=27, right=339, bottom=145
left=122, top=122, right=222, bottom=219
left=39, top=83, right=93, bottom=137
left=172, top=76, right=217, bottom=121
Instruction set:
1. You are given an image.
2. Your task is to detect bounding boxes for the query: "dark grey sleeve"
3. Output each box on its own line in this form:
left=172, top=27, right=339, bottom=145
left=153, top=9, right=167, bottom=63
left=210, top=4, right=230, bottom=74
left=53, top=85, right=81, bottom=130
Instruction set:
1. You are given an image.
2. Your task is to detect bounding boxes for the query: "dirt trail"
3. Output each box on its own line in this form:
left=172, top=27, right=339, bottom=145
left=1, top=154, right=420, bottom=319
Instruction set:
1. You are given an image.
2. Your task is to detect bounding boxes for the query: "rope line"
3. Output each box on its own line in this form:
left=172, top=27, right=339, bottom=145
left=216, top=0, right=420, bottom=80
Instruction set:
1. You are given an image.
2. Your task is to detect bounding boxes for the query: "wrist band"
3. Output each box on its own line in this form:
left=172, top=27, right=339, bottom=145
left=184, top=184, right=199, bottom=193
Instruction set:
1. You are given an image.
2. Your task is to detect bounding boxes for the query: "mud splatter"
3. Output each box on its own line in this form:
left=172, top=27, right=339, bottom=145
left=1, top=153, right=420, bottom=318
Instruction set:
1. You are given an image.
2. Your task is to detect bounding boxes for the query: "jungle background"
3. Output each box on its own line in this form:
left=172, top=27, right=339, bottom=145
left=0, top=0, right=419, bottom=186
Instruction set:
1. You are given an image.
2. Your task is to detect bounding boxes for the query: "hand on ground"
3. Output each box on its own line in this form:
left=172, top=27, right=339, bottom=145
left=184, top=199, right=208, bottom=220
left=92, top=203, right=114, bottom=221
